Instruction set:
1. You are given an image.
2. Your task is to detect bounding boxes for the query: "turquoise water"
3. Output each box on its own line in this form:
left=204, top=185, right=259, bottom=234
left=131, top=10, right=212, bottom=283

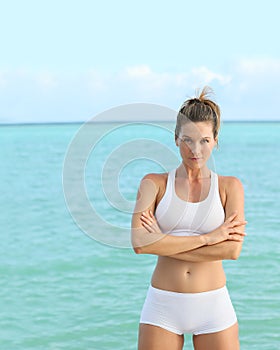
left=1, top=121, right=279, bottom=349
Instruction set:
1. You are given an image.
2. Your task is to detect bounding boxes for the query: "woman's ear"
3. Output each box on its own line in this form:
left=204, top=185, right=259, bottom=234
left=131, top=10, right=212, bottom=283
left=175, top=135, right=179, bottom=147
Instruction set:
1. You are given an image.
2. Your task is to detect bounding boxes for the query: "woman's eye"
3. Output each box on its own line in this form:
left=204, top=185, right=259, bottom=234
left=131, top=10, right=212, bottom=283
left=202, top=139, right=209, bottom=143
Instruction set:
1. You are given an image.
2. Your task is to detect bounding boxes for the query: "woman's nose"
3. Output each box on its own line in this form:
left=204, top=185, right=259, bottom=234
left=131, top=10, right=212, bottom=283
left=190, top=142, right=201, bottom=155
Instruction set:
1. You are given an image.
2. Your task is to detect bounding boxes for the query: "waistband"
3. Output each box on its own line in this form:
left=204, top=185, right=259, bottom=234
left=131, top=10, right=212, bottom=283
left=149, top=285, right=228, bottom=298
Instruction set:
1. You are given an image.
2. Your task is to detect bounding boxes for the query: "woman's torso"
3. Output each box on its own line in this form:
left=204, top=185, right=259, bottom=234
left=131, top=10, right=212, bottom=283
left=151, top=167, right=227, bottom=293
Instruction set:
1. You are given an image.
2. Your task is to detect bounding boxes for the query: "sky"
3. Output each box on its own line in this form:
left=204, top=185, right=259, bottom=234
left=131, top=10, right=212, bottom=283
left=0, top=0, right=280, bottom=123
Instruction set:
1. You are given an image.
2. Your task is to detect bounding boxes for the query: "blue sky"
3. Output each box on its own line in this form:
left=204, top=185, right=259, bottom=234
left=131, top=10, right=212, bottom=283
left=0, top=0, right=279, bottom=123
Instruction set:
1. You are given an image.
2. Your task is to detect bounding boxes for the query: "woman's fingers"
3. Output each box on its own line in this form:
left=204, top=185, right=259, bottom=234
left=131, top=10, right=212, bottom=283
left=141, top=210, right=156, bottom=223
left=141, top=211, right=154, bottom=220
left=229, top=220, right=248, bottom=228
left=141, top=210, right=153, bottom=219
left=224, top=215, right=247, bottom=231
left=141, top=211, right=157, bottom=232
left=142, top=210, right=247, bottom=238
left=228, top=234, right=245, bottom=242
left=141, top=210, right=163, bottom=235
left=227, top=223, right=247, bottom=234
left=141, top=221, right=154, bottom=233
left=229, top=229, right=247, bottom=236
left=225, top=211, right=248, bottom=225
left=140, top=215, right=153, bottom=225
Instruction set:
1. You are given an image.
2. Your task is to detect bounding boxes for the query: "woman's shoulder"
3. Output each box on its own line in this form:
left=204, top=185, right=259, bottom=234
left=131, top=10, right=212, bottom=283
left=141, top=172, right=168, bottom=187
left=140, top=172, right=168, bottom=195
left=217, top=174, right=244, bottom=208
left=141, top=173, right=169, bottom=206
left=217, top=174, right=244, bottom=193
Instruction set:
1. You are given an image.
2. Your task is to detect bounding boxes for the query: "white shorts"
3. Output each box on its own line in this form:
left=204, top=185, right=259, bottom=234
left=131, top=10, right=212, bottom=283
left=140, top=285, right=237, bottom=335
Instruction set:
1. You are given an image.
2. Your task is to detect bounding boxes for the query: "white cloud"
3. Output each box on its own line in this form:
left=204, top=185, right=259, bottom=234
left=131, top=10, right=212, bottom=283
left=218, top=57, right=280, bottom=119
left=119, top=64, right=231, bottom=98
left=123, top=65, right=152, bottom=78
left=120, top=65, right=174, bottom=92
left=191, top=66, right=231, bottom=86
left=0, top=60, right=280, bottom=123
left=237, top=58, right=280, bottom=76
left=233, top=57, right=280, bottom=94
left=121, top=64, right=231, bottom=88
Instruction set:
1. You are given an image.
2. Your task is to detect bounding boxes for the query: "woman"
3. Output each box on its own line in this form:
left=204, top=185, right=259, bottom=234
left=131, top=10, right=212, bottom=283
left=131, top=87, right=247, bottom=350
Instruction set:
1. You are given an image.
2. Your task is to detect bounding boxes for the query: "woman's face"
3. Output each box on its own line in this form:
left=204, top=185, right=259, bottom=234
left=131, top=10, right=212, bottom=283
left=175, top=121, right=217, bottom=169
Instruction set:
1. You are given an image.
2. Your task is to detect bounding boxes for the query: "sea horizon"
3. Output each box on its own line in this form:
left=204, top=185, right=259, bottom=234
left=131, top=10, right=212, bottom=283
left=1, top=119, right=280, bottom=126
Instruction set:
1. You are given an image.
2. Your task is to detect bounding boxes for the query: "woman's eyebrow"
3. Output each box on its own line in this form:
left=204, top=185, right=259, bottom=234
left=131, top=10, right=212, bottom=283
left=181, top=135, right=211, bottom=139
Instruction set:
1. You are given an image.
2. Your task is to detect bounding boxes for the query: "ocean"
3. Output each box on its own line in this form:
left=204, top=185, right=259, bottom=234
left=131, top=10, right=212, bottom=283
left=1, top=121, right=279, bottom=349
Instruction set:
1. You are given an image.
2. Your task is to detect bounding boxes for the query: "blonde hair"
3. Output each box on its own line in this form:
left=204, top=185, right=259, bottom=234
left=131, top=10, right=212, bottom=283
left=175, top=86, right=221, bottom=143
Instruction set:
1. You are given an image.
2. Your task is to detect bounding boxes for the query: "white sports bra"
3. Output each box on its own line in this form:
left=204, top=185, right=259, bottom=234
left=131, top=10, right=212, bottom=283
left=155, top=169, right=225, bottom=236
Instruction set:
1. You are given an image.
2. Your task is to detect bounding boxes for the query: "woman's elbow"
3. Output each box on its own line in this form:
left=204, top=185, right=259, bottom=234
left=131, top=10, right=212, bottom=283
left=133, top=246, right=143, bottom=254
left=131, top=237, right=143, bottom=254
left=132, top=243, right=155, bottom=255
left=230, top=250, right=240, bottom=260
left=131, top=229, right=143, bottom=254
left=131, top=232, right=148, bottom=254
left=230, top=242, right=243, bottom=260
left=131, top=238, right=160, bottom=255
left=131, top=230, right=158, bottom=255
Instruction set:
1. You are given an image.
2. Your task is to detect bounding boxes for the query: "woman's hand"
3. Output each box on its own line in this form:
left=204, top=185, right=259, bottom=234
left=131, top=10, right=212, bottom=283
left=140, top=210, right=163, bottom=234
left=205, top=212, right=247, bottom=246
left=140, top=210, right=247, bottom=247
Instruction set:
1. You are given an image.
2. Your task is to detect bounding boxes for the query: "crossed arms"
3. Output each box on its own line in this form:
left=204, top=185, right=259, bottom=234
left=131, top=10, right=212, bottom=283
left=131, top=173, right=246, bottom=261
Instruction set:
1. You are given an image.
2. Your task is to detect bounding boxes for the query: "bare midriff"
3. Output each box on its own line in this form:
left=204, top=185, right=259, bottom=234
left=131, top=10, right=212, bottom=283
left=151, top=256, right=226, bottom=293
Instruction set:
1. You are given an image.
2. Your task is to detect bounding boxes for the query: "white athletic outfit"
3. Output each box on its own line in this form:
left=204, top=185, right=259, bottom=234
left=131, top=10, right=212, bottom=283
left=139, top=169, right=237, bottom=335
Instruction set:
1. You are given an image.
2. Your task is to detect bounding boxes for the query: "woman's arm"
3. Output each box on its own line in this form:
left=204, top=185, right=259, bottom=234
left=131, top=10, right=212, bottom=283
left=131, top=174, right=208, bottom=256
left=169, top=176, right=246, bottom=262
left=131, top=174, right=246, bottom=256
left=168, top=240, right=243, bottom=262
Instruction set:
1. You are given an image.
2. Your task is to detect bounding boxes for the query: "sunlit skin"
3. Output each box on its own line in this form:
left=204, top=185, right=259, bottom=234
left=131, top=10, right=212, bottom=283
left=175, top=121, right=217, bottom=181
left=132, top=119, right=246, bottom=350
